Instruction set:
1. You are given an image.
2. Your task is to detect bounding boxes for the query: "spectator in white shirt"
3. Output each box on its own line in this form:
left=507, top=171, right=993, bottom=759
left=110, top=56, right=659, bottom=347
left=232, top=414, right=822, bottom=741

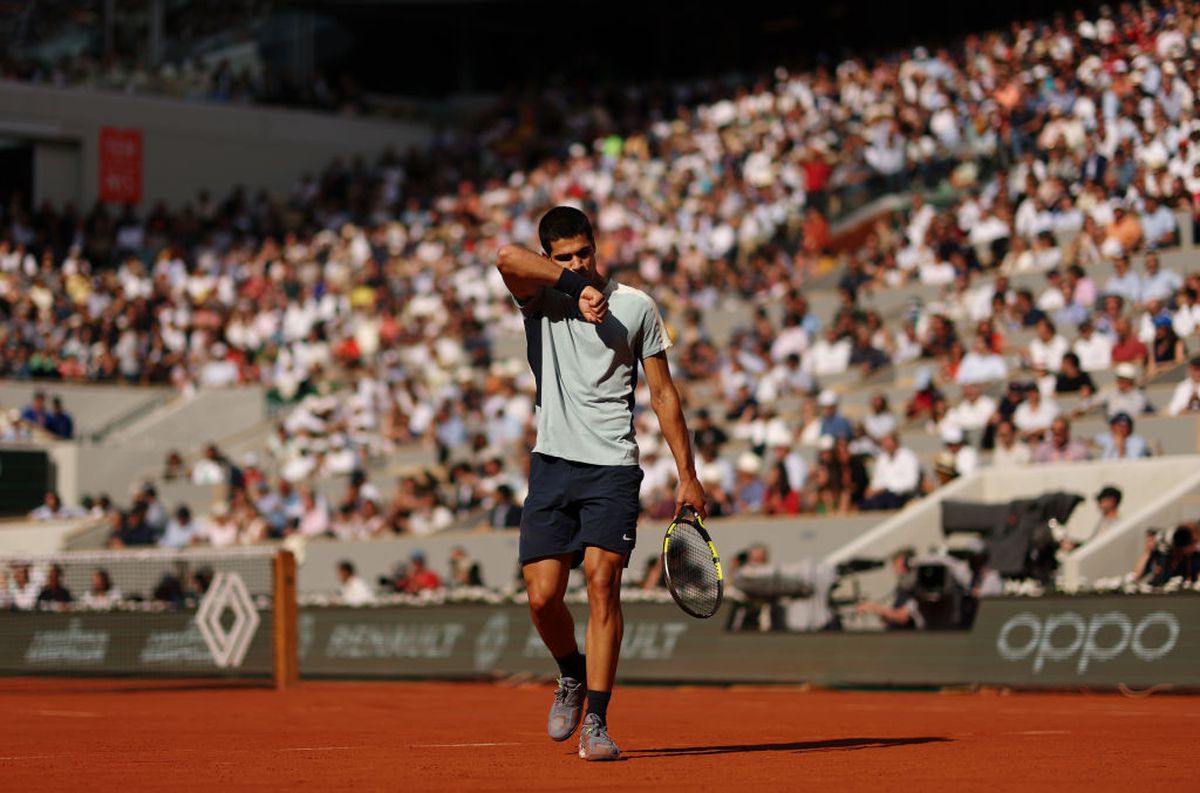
left=861, top=433, right=921, bottom=511
left=1027, top=318, right=1069, bottom=372
left=203, top=502, right=240, bottom=547
left=1072, top=319, right=1113, bottom=371
left=1167, top=356, right=1200, bottom=415
left=337, top=560, right=375, bottom=606
left=803, top=326, right=852, bottom=377
left=946, top=382, right=998, bottom=433
left=81, top=568, right=123, bottom=609
left=956, top=334, right=1008, bottom=384
left=1012, top=385, right=1059, bottom=441
left=159, top=505, right=199, bottom=548
left=190, top=444, right=226, bottom=486
left=940, top=425, right=979, bottom=476
left=297, top=485, right=330, bottom=538
left=863, top=393, right=898, bottom=440
left=990, top=418, right=1032, bottom=467
left=1173, top=287, right=1200, bottom=340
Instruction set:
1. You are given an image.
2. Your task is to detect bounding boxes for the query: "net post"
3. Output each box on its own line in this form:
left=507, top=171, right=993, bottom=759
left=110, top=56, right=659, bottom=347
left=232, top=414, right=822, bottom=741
left=272, top=549, right=299, bottom=690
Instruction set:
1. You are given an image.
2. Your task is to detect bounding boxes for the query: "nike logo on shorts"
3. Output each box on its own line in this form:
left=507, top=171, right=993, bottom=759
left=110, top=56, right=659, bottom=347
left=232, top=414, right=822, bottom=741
left=622, top=534, right=634, bottom=541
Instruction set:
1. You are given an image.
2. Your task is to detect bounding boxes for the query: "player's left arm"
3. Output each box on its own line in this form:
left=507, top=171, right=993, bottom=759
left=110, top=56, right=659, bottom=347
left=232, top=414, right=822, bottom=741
left=644, top=351, right=708, bottom=519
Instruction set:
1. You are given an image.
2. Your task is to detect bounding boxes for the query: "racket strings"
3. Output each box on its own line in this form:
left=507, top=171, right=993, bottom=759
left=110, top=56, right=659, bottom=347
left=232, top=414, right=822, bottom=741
left=665, top=521, right=721, bottom=617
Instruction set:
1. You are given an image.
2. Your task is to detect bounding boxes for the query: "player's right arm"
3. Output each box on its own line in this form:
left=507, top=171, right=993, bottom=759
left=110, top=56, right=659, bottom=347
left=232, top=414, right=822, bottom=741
left=496, top=244, right=607, bottom=322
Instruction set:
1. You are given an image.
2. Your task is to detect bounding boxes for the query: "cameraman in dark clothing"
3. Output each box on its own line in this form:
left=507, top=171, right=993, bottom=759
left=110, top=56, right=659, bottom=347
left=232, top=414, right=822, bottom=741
left=1135, top=526, right=1200, bottom=586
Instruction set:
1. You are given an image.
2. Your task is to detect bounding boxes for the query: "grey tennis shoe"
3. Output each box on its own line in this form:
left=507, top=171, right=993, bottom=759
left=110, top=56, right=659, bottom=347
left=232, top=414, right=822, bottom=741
left=578, top=713, right=621, bottom=761
left=547, top=676, right=585, bottom=741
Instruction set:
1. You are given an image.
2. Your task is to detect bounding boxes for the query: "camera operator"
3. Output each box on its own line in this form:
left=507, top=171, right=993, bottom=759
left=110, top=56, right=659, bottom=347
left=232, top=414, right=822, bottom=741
left=856, top=548, right=923, bottom=630
left=1134, top=525, right=1200, bottom=586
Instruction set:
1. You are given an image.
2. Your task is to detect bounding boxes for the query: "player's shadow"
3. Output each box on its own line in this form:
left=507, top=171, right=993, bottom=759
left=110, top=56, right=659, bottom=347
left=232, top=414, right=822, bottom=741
left=627, top=736, right=950, bottom=759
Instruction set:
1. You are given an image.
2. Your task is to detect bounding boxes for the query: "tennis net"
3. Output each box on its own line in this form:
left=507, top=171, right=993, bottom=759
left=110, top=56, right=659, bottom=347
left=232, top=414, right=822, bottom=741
left=0, top=546, right=297, bottom=688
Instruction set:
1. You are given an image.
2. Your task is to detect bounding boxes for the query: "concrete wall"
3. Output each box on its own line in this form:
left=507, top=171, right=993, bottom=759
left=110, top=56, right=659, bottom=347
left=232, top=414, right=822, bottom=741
left=296, top=513, right=883, bottom=597
left=0, top=381, right=171, bottom=441
left=0, top=81, right=431, bottom=208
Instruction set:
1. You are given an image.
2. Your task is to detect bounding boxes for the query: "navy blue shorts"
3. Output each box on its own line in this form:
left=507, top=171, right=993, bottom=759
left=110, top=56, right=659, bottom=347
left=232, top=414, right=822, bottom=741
left=519, top=452, right=643, bottom=568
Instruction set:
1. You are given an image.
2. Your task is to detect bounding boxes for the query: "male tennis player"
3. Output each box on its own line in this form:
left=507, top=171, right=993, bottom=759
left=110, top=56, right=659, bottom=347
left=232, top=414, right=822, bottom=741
left=497, top=206, right=707, bottom=761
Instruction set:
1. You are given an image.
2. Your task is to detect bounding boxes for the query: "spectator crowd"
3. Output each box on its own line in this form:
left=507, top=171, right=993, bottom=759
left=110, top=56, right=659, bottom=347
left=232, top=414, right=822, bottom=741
left=5, top=2, right=1200, bottom=593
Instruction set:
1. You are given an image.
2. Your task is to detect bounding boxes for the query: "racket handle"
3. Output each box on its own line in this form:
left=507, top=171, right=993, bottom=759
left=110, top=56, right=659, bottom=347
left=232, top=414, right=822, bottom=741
left=676, top=504, right=700, bottom=522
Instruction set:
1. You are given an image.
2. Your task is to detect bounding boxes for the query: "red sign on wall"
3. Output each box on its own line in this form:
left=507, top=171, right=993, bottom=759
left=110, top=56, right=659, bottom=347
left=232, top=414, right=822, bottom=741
left=98, top=127, right=143, bottom=204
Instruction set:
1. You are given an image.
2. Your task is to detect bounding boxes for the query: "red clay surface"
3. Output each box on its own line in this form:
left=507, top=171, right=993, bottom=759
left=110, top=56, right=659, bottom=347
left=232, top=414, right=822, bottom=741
left=0, top=678, right=1196, bottom=791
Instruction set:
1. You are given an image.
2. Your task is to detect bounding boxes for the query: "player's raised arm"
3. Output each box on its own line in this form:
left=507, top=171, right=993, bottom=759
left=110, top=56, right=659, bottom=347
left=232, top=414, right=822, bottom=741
left=643, top=351, right=707, bottom=519
left=496, top=244, right=607, bottom=323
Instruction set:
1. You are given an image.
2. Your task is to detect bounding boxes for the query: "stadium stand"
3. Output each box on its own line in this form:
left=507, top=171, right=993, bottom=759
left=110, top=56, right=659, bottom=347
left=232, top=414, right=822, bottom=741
left=4, top=1, right=1200, bottom=649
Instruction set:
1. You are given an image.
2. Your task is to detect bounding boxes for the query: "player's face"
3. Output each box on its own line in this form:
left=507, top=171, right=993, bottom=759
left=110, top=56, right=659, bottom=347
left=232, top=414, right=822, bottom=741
left=547, top=235, right=597, bottom=280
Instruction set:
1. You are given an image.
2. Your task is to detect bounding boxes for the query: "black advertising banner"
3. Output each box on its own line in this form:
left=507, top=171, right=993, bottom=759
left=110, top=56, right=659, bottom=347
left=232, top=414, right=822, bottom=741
left=2, top=596, right=1197, bottom=689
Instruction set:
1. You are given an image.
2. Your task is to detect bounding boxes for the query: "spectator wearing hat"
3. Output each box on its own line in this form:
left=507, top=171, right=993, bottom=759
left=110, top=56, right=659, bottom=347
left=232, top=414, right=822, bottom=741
left=860, top=433, right=920, bottom=511
left=990, top=418, right=1031, bottom=467
left=1101, top=363, right=1149, bottom=418
left=925, top=452, right=959, bottom=493
left=403, top=551, right=442, bottom=593
left=203, top=501, right=240, bottom=547
left=940, top=426, right=978, bottom=476
left=1166, top=356, right=1200, bottom=415
left=1095, top=412, right=1149, bottom=460
left=1033, top=417, right=1090, bottom=463
left=732, top=452, right=766, bottom=514
left=817, top=390, right=853, bottom=441
left=1067, top=486, right=1123, bottom=550
left=1134, top=526, right=1200, bottom=586
left=765, top=423, right=807, bottom=493
left=1147, top=314, right=1187, bottom=377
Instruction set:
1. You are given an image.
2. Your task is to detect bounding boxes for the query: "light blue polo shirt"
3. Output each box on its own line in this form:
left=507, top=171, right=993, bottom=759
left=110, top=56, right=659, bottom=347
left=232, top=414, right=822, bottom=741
left=518, top=279, right=671, bottom=467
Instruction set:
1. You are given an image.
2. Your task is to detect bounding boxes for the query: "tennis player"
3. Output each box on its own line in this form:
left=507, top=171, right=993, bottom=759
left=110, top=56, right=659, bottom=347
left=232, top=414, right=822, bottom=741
left=497, top=206, right=707, bottom=761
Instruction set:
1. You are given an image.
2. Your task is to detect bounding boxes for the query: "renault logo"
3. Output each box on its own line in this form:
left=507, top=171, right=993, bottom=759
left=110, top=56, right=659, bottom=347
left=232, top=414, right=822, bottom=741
left=195, top=572, right=261, bottom=668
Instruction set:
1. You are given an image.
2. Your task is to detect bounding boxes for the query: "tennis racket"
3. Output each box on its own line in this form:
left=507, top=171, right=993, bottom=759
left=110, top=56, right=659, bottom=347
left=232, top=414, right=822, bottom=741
left=661, top=505, right=724, bottom=618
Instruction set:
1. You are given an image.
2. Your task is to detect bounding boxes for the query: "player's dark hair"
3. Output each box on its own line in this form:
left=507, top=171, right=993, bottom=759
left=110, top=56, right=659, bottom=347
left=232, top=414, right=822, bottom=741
left=538, top=206, right=594, bottom=253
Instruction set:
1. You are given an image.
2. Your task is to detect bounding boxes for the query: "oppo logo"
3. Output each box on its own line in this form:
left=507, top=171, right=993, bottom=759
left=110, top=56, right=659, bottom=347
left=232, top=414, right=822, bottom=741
left=996, top=611, right=1180, bottom=674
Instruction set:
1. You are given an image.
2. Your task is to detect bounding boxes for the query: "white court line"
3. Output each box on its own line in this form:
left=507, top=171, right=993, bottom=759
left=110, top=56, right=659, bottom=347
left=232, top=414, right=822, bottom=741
left=279, top=747, right=354, bottom=752
left=409, top=742, right=525, bottom=748
left=36, top=710, right=100, bottom=718
left=0, top=754, right=72, bottom=761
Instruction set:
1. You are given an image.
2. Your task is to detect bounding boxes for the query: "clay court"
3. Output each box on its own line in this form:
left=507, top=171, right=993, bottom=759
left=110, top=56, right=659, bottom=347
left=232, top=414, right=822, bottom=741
left=1, top=679, right=1194, bottom=791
